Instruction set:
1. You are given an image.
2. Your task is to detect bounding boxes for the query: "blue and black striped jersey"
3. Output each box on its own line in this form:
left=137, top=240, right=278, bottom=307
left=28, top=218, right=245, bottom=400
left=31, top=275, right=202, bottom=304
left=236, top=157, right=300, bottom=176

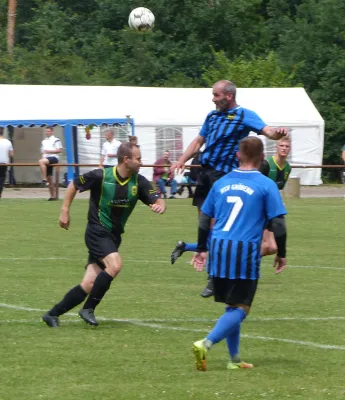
left=201, top=169, right=286, bottom=280
left=199, top=106, right=266, bottom=173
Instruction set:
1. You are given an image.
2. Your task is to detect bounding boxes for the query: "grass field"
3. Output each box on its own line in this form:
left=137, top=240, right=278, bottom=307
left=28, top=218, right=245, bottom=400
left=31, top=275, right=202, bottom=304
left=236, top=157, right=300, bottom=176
left=1, top=197, right=345, bottom=400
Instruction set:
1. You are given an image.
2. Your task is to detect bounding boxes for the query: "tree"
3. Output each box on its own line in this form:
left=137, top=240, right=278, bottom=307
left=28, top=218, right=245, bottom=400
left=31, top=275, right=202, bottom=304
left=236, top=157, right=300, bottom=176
left=202, top=50, right=297, bottom=87
left=7, top=0, right=17, bottom=55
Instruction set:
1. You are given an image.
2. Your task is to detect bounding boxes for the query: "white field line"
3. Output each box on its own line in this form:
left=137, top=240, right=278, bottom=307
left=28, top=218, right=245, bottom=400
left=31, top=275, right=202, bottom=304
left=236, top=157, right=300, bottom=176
left=1, top=303, right=345, bottom=323
left=1, top=303, right=345, bottom=351
left=1, top=257, right=345, bottom=270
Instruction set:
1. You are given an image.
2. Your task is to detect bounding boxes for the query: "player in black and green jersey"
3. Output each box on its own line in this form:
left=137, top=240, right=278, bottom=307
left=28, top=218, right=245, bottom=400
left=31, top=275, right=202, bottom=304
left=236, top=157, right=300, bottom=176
left=42, top=142, right=166, bottom=328
left=259, top=136, right=291, bottom=273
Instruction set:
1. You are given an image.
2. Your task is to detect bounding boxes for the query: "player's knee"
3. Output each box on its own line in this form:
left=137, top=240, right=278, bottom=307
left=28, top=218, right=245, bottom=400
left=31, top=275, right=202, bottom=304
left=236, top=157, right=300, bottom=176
left=105, top=264, right=122, bottom=277
left=226, top=305, right=250, bottom=317
left=80, top=279, right=94, bottom=294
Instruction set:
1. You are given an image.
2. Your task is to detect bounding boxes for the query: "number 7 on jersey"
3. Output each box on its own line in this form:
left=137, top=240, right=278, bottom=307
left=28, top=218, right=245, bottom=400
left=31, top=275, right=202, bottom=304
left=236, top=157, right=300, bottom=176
left=222, top=196, right=243, bottom=232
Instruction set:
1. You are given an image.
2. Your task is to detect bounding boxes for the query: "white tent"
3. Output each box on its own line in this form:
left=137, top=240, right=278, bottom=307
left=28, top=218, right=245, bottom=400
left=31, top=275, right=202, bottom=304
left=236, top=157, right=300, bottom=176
left=0, top=85, right=324, bottom=184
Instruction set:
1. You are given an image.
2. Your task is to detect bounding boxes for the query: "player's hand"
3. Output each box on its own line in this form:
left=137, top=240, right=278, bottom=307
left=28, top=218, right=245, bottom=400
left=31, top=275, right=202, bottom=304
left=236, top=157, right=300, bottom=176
left=273, top=255, right=287, bottom=274
left=150, top=203, right=165, bottom=214
left=59, top=210, right=70, bottom=230
left=276, top=128, right=289, bottom=139
left=170, top=161, right=185, bottom=175
left=192, top=252, right=207, bottom=272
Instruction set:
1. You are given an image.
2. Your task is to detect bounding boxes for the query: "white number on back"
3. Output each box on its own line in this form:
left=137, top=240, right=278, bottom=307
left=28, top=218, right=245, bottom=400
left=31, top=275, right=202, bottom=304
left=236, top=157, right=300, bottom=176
left=222, top=196, right=243, bottom=232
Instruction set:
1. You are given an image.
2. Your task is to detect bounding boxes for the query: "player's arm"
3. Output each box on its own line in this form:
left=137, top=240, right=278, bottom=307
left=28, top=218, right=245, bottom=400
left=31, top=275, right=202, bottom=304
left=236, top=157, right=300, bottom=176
left=99, top=155, right=105, bottom=168
left=259, top=160, right=270, bottom=176
left=196, top=212, right=212, bottom=252
left=267, top=216, right=287, bottom=258
left=60, top=169, right=103, bottom=229
left=261, top=126, right=289, bottom=140
left=138, top=175, right=166, bottom=214
left=342, top=150, right=345, bottom=162
left=150, top=198, right=166, bottom=214
left=171, top=135, right=205, bottom=173
left=59, top=182, right=78, bottom=230
left=192, top=212, right=212, bottom=272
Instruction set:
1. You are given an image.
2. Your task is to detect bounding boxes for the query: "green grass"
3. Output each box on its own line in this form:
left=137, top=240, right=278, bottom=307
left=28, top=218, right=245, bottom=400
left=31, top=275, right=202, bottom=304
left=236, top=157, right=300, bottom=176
left=1, top=197, right=345, bottom=400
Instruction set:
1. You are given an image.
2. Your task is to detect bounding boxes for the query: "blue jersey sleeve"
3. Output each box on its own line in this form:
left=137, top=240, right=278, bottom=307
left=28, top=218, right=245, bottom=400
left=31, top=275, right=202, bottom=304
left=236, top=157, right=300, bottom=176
left=264, top=180, right=287, bottom=220
left=243, top=109, right=266, bottom=134
left=201, top=185, right=216, bottom=218
left=199, top=112, right=214, bottom=138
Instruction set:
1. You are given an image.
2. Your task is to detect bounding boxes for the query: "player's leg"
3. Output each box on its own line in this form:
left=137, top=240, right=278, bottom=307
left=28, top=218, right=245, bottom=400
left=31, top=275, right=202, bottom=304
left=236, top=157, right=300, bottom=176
left=171, top=185, right=204, bottom=265
left=39, top=158, right=49, bottom=184
left=192, top=279, right=257, bottom=371
left=0, top=166, right=7, bottom=198
left=261, top=229, right=277, bottom=256
left=79, top=252, right=122, bottom=325
left=41, top=264, right=98, bottom=328
left=77, top=223, right=123, bottom=325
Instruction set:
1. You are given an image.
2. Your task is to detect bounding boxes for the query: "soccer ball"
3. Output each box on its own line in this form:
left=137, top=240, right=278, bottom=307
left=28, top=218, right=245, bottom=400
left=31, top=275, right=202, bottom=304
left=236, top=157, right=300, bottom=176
left=128, top=7, right=155, bottom=32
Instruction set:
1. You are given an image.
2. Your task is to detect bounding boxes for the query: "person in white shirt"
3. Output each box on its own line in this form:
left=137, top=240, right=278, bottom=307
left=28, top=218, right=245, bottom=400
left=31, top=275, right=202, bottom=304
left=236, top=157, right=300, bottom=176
left=99, top=129, right=121, bottom=168
left=0, top=127, right=14, bottom=199
left=39, top=126, right=62, bottom=200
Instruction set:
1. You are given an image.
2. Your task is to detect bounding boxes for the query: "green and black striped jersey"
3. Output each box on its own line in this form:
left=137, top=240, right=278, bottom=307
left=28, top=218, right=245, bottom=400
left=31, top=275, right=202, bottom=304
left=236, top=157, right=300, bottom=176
left=259, top=156, right=291, bottom=190
left=74, top=167, right=159, bottom=235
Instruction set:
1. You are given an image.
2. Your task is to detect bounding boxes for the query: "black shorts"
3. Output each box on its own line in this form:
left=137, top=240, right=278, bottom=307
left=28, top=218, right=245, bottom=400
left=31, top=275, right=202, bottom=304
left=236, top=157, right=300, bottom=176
left=46, top=157, right=59, bottom=176
left=84, top=223, right=122, bottom=269
left=213, top=278, right=258, bottom=306
left=192, top=166, right=226, bottom=209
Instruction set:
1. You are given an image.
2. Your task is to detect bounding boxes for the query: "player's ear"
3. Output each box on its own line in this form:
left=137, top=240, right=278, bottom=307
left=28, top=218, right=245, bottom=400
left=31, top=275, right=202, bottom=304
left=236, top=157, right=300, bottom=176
left=236, top=151, right=240, bottom=162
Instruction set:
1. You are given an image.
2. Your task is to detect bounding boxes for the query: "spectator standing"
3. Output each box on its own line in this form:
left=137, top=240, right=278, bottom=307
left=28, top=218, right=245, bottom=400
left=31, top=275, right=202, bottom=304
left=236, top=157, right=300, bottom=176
left=0, top=127, right=14, bottom=199
left=99, top=129, right=122, bottom=168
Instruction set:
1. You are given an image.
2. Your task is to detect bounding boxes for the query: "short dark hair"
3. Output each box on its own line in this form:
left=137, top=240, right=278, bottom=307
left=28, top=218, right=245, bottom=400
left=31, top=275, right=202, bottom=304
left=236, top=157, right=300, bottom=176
left=239, top=136, right=263, bottom=164
left=46, top=126, right=54, bottom=131
left=117, top=142, right=138, bottom=163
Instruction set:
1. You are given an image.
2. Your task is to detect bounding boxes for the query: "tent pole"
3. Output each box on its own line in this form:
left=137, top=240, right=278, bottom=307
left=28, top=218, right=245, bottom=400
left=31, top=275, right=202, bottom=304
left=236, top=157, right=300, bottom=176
left=8, top=125, right=15, bottom=185
left=72, top=126, right=79, bottom=177
left=63, top=125, right=74, bottom=184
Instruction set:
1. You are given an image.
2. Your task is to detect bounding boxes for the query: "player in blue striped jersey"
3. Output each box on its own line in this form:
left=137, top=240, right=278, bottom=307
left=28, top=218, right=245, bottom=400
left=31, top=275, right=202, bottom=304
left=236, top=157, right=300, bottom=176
left=191, top=136, right=287, bottom=371
left=171, top=80, right=289, bottom=296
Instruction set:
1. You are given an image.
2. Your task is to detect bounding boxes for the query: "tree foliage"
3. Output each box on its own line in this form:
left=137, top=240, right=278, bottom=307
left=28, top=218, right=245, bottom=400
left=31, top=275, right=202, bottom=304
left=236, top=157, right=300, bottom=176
left=0, top=0, right=344, bottom=178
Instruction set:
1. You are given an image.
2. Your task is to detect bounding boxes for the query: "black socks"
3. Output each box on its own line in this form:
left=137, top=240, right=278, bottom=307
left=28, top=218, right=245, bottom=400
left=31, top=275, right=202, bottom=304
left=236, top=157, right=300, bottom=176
left=49, top=285, right=87, bottom=317
left=82, top=271, right=113, bottom=310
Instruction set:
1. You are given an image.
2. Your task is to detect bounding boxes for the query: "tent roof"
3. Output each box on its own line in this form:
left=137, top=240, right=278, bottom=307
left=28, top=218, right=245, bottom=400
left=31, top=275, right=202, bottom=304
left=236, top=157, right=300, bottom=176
left=0, top=85, right=324, bottom=127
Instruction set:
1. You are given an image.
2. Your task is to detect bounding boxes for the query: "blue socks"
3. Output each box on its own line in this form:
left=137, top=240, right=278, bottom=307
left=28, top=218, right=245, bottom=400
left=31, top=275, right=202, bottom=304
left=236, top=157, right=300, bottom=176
left=185, top=242, right=198, bottom=251
left=184, top=234, right=212, bottom=252
left=226, top=324, right=241, bottom=359
left=207, top=306, right=246, bottom=345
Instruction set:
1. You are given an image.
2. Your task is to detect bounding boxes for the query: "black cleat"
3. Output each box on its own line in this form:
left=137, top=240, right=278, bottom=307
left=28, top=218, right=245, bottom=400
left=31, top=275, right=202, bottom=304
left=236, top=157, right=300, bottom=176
left=42, top=312, right=60, bottom=328
left=78, top=308, right=99, bottom=326
left=171, top=241, right=186, bottom=265
left=201, top=279, right=214, bottom=298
